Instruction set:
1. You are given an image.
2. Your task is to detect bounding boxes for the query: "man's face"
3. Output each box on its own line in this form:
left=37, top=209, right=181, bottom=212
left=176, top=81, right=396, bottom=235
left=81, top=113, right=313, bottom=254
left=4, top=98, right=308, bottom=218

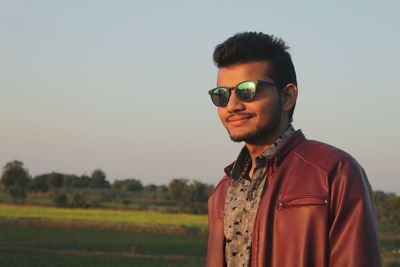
left=217, top=61, right=285, bottom=144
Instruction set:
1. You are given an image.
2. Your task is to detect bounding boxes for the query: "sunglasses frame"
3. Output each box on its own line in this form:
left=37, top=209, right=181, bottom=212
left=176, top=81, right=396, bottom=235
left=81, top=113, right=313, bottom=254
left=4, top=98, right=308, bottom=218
left=208, top=80, right=280, bottom=107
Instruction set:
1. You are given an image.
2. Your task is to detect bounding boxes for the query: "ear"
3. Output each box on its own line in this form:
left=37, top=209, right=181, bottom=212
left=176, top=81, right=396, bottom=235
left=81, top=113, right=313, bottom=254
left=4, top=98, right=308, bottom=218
left=281, top=83, right=298, bottom=112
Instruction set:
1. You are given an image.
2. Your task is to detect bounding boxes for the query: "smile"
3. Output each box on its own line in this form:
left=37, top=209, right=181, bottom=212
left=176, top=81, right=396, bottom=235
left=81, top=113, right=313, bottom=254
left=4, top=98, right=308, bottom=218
left=226, top=115, right=253, bottom=126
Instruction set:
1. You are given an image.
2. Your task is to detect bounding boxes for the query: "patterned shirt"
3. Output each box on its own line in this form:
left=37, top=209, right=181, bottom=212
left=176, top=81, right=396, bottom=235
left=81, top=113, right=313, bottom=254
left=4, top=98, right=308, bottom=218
left=224, top=125, right=296, bottom=267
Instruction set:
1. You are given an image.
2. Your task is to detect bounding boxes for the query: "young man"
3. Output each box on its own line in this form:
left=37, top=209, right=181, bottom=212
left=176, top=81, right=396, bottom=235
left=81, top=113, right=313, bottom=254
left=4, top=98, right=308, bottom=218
left=206, top=32, right=381, bottom=267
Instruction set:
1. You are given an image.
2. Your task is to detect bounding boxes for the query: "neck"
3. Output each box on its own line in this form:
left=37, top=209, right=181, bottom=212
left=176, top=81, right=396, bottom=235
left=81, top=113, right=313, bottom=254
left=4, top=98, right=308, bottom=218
left=246, top=121, right=289, bottom=177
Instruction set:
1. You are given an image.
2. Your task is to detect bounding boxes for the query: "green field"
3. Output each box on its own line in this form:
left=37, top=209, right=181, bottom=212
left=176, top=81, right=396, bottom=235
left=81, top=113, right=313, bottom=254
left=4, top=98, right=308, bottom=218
left=0, top=203, right=207, bottom=229
left=0, top=221, right=207, bottom=267
left=0, top=204, right=208, bottom=267
left=1, top=203, right=399, bottom=267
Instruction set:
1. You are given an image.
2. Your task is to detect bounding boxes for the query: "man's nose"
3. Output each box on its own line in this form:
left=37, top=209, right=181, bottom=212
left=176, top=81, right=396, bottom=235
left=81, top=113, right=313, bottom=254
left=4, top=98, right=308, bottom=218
left=226, top=91, right=245, bottom=113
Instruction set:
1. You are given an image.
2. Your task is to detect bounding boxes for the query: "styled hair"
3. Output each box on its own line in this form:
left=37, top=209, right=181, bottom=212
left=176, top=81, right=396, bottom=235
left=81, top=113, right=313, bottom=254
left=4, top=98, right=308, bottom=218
left=213, top=32, right=297, bottom=122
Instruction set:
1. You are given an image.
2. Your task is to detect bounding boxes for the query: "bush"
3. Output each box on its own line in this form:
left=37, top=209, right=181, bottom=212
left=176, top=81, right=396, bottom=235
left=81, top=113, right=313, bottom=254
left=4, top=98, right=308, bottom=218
left=53, top=193, right=68, bottom=207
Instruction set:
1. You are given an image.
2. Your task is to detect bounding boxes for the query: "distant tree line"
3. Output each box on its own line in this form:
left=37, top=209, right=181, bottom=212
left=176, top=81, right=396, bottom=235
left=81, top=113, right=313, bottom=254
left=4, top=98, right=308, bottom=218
left=0, top=160, right=214, bottom=213
left=168, top=178, right=214, bottom=213
left=2, top=160, right=399, bottom=219
left=374, top=191, right=400, bottom=234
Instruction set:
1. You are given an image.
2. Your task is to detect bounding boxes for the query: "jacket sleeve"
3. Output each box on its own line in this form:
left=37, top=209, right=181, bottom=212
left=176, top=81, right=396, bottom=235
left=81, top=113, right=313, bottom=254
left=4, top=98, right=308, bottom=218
left=328, top=158, right=381, bottom=267
left=206, top=177, right=230, bottom=267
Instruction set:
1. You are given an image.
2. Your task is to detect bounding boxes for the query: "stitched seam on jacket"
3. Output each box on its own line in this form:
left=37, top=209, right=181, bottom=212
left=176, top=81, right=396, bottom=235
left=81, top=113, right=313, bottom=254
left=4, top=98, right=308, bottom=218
left=291, top=150, right=352, bottom=174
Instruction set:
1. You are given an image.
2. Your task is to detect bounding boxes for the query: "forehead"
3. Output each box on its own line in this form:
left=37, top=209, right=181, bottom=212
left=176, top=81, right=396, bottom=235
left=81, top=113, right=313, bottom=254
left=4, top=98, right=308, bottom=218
left=217, top=61, right=271, bottom=87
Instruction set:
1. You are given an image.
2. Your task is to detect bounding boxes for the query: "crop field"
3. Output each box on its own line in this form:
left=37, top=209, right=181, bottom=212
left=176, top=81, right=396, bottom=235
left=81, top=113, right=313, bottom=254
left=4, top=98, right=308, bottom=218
left=0, top=221, right=207, bottom=267
left=0, top=204, right=208, bottom=267
left=0, top=203, right=207, bottom=229
left=1, top=203, right=399, bottom=267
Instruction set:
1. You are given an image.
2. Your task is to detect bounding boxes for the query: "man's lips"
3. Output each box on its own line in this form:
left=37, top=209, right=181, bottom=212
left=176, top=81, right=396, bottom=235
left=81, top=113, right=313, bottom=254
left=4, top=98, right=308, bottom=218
left=226, top=114, right=253, bottom=126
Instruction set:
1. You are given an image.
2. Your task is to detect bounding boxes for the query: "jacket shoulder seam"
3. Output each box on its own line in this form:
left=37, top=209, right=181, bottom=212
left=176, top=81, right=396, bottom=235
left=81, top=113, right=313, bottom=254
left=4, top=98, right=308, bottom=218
left=291, top=150, right=330, bottom=174
left=291, top=141, right=354, bottom=172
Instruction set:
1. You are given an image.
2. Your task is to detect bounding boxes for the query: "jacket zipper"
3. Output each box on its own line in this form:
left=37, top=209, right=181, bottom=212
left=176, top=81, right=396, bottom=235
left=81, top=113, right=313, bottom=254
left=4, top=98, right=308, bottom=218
left=277, top=196, right=328, bottom=209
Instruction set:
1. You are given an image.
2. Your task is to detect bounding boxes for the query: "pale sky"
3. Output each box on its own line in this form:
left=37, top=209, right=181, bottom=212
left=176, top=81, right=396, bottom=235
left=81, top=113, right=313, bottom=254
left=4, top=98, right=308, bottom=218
left=1, top=1, right=399, bottom=193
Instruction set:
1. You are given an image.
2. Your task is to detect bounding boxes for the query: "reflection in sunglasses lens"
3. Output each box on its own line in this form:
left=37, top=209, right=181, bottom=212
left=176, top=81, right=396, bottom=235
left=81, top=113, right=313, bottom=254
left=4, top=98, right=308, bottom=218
left=237, top=81, right=256, bottom=101
left=213, top=88, right=229, bottom=106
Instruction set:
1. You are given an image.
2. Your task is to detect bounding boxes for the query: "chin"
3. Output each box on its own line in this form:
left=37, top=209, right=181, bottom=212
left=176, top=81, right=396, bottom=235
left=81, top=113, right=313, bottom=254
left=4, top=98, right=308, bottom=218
left=228, top=130, right=258, bottom=143
left=229, top=135, right=246, bottom=143
left=228, top=123, right=281, bottom=144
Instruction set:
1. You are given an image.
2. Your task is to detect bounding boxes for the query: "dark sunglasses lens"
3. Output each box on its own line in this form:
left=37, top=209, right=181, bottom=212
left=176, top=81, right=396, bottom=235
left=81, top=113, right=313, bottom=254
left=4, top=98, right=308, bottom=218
left=236, top=81, right=256, bottom=101
left=211, top=88, right=230, bottom=107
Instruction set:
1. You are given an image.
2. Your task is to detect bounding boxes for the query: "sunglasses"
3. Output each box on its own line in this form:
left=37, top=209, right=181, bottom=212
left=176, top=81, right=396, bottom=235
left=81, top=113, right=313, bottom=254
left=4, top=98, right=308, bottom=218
left=208, top=80, right=280, bottom=107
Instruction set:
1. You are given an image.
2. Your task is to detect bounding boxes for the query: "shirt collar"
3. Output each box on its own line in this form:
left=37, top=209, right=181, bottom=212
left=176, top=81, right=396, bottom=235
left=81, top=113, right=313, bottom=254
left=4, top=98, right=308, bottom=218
left=230, top=124, right=296, bottom=180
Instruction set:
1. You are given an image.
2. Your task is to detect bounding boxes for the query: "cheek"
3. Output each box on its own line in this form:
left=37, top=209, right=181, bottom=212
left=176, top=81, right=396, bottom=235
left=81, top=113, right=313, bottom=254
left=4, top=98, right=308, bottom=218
left=217, top=108, right=230, bottom=128
left=217, top=108, right=225, bottom=120
left=255, top=99, right=280, bottom=121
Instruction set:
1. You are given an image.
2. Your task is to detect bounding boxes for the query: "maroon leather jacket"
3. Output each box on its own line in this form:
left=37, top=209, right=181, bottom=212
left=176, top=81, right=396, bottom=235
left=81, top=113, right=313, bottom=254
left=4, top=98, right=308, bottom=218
left=206, top=130, right=381, bottom=267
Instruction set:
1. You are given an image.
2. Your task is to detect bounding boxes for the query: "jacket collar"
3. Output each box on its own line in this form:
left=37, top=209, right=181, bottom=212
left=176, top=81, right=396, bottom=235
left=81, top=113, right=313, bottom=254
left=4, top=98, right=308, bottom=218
left=223, top=130, right=306, bottom=176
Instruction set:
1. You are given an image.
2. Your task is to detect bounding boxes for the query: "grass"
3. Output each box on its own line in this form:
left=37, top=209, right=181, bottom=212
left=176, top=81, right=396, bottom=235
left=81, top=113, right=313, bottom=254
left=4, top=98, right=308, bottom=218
left=0, top=202, right=208, bottom=267
left=0, top=221, right=206, bottom=267
left=1, top=203, right=399, bottom=267
left=0, top=250, right=203, bottom=267
left=381, top=236, right=400, bottom=267
left=0, top=203, right=207, bottom=229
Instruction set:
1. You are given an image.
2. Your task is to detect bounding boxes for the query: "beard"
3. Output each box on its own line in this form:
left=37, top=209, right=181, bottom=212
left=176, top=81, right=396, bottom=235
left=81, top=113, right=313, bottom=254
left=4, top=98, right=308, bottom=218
left=227, top=105, right=282, bottom=144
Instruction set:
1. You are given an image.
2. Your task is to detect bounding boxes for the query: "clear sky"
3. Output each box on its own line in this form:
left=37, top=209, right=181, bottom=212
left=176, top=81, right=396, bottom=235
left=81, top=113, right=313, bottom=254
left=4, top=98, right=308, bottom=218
left=1, top=1, right=399, bottom=193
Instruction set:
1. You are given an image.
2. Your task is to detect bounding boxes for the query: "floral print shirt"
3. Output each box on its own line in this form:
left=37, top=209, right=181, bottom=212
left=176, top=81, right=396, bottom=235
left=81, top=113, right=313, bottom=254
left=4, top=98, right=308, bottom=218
left=224, top=125, right=296, bottom=267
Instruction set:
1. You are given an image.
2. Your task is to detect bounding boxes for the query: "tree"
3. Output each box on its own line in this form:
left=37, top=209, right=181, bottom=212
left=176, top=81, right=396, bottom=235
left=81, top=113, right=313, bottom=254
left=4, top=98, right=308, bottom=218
left=144, top=184, right=157, bottom=193
left=53, top=192, right=68, bottom=207
left=168, top=179, right=214, bottom=213
left=168, top=178, right=189, bottom=203
left=157, top=185, right=168, bottom=194
left=113, top=178, right=143, bottom=192
left=186, top=180, right=214, bottom=213
left=1, top=160, right=31, bottom=200
left=62, top=174, right=80, bottom=188
left=71, top=175, right=91, bottom=188
left=29, top=174, right=49, bottom=193
left=190, top=180, right=214, bottom=203
left=89, top=169, right=110, bottom=189
left=373, top=191, right=400, bottom=233
left=47, top=172, right=63, bottom=190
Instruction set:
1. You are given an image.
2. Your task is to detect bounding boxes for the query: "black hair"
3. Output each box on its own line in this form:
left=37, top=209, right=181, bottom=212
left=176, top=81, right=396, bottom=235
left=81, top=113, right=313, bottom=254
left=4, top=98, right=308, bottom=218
left=213, top=32, right=297, bottom=122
